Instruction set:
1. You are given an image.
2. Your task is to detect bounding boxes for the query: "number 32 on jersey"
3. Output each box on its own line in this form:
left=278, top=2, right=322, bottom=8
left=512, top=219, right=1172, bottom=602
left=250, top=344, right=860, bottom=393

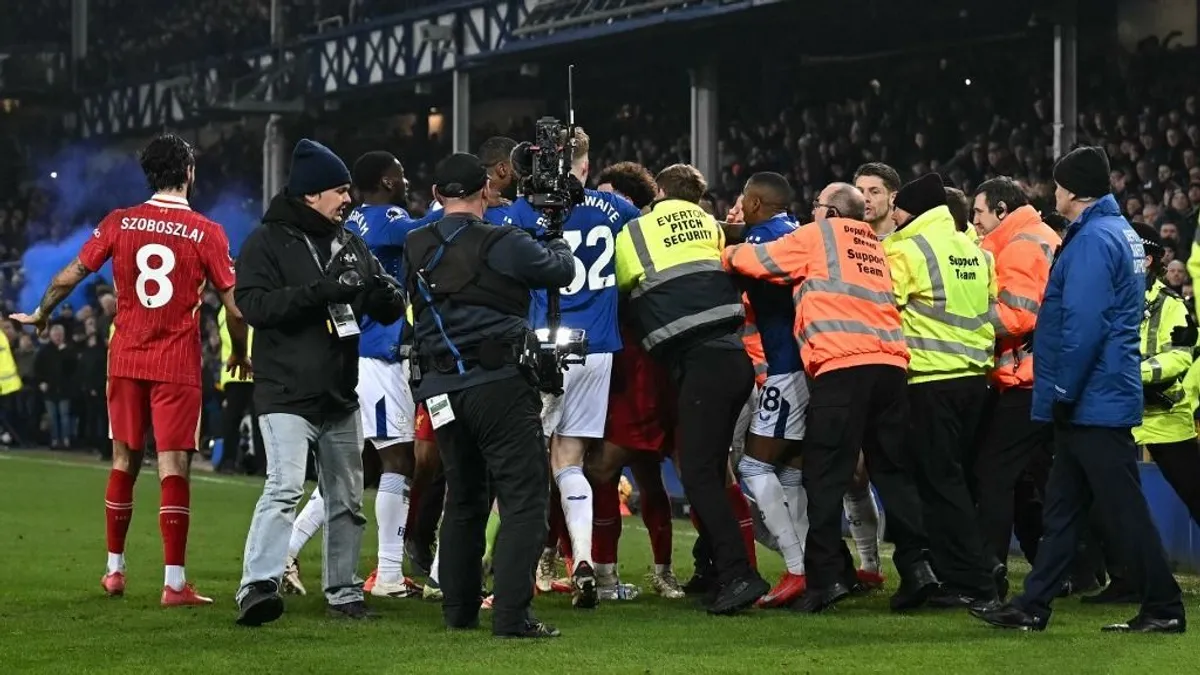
left=561, top=228, right=615, bottom=296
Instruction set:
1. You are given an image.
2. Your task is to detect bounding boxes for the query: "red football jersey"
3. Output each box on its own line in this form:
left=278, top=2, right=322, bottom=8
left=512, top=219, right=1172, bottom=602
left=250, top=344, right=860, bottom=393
left=79, top=193, right=236, bottom=387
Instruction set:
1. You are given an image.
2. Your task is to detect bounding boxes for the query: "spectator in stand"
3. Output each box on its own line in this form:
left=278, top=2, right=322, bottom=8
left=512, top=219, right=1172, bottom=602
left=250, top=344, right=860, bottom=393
left=78, top=319, right=108, bottom=452
left=34, top=323, right=76, bottom=449
left=12, top=332, right=38, bottom=445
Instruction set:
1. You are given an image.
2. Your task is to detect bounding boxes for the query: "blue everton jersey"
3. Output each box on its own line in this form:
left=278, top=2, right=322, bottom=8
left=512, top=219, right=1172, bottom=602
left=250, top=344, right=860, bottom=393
left=345, top=203, right=421, bottom=361
left=744, top=214, right=803, bottom=375
left=508, top=190, right=640, bottom=354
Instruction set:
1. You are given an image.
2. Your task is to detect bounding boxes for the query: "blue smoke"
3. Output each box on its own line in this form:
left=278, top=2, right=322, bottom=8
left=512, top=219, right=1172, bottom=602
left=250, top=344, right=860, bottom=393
left=18, top=145, right=258, bottom=315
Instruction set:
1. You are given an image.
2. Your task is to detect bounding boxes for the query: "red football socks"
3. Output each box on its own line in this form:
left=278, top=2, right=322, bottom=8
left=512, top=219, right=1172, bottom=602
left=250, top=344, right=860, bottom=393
left=104, top=469, right=136, bottom=555
left=726, top=483, right=758, bottom=570
left=159, top=475, right=190, bottom=567
left=639, top=478, right=673, bottom=566
left=591, top=479, right=621, bottom=565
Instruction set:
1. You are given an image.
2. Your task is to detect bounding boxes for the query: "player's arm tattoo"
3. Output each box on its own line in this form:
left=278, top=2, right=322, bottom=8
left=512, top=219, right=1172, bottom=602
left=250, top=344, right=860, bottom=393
left=33, top=258, right=91, bottom=320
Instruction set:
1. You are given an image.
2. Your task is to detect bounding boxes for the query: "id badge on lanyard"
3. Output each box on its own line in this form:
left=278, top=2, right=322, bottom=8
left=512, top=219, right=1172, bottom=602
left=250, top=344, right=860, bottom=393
left=302, top=234, right=361, bottom=340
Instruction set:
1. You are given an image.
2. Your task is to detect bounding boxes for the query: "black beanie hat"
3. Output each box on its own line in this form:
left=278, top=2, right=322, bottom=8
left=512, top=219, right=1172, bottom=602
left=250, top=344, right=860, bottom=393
left=287, top=139, right=351, bottom=196
left=894, top=173, right=947, bottom=217
left=1053, top=146, right=1111, bottom=200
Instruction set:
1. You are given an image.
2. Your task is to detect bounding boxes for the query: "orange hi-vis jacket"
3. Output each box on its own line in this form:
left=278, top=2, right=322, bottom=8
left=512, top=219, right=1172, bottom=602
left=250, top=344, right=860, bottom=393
left=980, top=205, right=1061, bottom=391
left=740, top=297, right=769, bottom=387
left=723, top=217, right=909, bottom=378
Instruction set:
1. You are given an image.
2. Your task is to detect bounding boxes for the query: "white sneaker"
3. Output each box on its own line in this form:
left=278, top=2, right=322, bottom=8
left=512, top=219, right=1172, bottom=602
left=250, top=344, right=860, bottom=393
left=282, top=557, right=306, bottom=596
left=597, top=573, right=641, bottom=601
left=370, top=577, right=423, bottom=598
left=535, top=549, right=557, bottom=594
left=422, top=580, right=443, bottom=601
left=647, top=569, right=685, bottom=599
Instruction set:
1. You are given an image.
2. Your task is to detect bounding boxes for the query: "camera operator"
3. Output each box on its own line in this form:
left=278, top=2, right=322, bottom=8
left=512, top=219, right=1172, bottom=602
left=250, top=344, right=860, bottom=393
left=234, top=139, right=406, bottom=626
left=404, top=153, right=575, bottom=639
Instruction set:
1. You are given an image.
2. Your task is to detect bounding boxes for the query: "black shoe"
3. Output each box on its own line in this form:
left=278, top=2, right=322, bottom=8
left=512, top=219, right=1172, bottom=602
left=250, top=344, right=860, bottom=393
left=495, top=618, right=561, bottom=639
left=993, top=564, right=1010, bottom=602
left=1058, top=575, right=1102, bottom=598
left=236, top=581, right=284, bottom=627
left=683, top=569, right=717, bottom=595
left=1100, top=615, right=1186, bottom=633
left=970, top=602, right=1048, bottom=631
left=890, top=561, right=940, bottom=611
left=327, top=600, right=374, bottom=620
left=571, top=561, right=599, bottom=609
left=406, top=538, right=433, bottom=577
left=927, top=588, right=1000, bottom=611
left=707, top=573, right=770, bottom=615
left=790, top=582, right=851, bottom=614
left=1081, top=583, right=1140, bottom=605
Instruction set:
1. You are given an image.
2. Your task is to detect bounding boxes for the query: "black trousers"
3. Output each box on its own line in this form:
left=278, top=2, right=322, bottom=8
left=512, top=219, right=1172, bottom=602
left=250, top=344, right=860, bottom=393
left=1147, top=439, right=1200, bottom=526
left=803, top=364, right=931, bottom=589
left=221, top=382, right=263, bottom=474
left=434, top=375, right=548, bottom=634
left=672, top=345, right=755, bottom=586
left=972, top=386, right=1054, bottom=569
left=414, top=471, right=448, bottom=554
left=1017, top=425, right=1183, bottom=620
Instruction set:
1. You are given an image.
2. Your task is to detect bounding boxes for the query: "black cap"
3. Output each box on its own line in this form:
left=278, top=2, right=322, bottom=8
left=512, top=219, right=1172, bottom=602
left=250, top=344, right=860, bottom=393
left=1132, top=221, right=1163, bottom=259
left=1053, top=146, right=1111, bottom=200
left=894, top=173, right=947, bottom=217
left=434, top=153, right=488, bottom=199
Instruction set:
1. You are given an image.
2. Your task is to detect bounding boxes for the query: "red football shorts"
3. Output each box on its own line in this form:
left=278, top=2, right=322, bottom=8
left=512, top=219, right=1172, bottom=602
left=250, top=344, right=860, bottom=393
left=605, top=332, right=677, bottom=454
left=107, top=377, right=203, bottom=452
left=414, top=402, right=436, bottom=443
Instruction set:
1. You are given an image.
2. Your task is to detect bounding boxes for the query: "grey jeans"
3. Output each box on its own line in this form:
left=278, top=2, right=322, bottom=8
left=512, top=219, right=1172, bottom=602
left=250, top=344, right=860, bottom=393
left=237, top=411, right=366, bottom=606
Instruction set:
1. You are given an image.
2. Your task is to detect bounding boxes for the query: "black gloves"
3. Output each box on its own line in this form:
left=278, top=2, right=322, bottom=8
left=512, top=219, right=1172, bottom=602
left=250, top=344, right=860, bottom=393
left=314, top=279, right=361, bottom=304
left=1143, top=382, right=1177, bottom=409
left=1022, top=329, right=1035, bottom=353
left=1171, top=313, right=1198, bottom=348
left=360, top=274, right=405, bottom=325
left=1051, top=400, right=1075, bottom=428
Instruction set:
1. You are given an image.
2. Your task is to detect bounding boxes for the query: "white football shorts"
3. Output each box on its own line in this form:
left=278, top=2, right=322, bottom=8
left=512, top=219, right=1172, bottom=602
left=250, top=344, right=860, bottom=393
left=749, top=371, right=809, bottom=441
left=357, top=357, right=415, bottom=444
left=540, top=352, right=613, bottom=439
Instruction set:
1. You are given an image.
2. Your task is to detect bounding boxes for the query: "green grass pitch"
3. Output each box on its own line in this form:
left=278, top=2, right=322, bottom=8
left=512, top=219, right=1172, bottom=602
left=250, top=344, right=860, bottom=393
left=0, top=450, right=1196, bottom=674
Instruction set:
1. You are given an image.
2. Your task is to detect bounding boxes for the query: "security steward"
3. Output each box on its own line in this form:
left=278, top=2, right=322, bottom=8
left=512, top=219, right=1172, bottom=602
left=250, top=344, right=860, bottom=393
left=403, top=152, right=574, bottom=639
left=970, top=176, right=1061, bottom=596
left=885, top=173, right=999, bottom=608
left=724, top=182, right=940, bottom=614
left=1085, top=223, right=1200, bottom=604
left=217, top=304, right=262, bottom=474
left=972, top=146, right=1185, bottom=633
left=614, top=163, right=769, bottom=615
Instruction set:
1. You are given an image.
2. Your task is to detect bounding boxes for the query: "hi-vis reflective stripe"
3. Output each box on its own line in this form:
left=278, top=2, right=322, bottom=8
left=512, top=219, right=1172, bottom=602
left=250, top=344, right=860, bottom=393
left=643, top=303, right=745, bottom=349
left=996, top=342, right=1032, bottom=369
left=997, top=289, right=1040, bottom=313
left=1012, top=232, right=1055, bottom=264
left=627, top=217, right=726, bottom=298
left=802, top=319, right=905, bottom=344
left=908, top=235, right=993, bottom=331
left=906, top=335, right=992, bottom=363
left=755, top=245, right=795, bottom=283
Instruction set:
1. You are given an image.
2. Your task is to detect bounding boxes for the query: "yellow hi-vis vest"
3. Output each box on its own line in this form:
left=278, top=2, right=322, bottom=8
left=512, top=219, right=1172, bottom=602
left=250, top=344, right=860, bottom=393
left=1135, top=281, right=1197, bottom=445
left=217, top=305, right=253, bottom=389
left=884, top=205, right=996, bottom=384
left=0, top=332, right=22, bottom=395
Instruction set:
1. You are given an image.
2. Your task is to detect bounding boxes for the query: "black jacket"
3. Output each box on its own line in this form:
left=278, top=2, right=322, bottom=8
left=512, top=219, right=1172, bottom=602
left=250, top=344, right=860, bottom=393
left=406, top=213, right=575, bottom=399
left=34, top=342, right=76, bottom=399
left=235, top=194, right=405, bottom=418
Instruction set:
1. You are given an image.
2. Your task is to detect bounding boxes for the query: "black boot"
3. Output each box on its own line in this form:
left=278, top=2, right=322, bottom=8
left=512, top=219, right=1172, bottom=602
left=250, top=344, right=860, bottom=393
left=890, top=560, right=940, bottom=611
left=970, top=602, right=1049, bottom=631
left=236, top=581, right=284, bottom=627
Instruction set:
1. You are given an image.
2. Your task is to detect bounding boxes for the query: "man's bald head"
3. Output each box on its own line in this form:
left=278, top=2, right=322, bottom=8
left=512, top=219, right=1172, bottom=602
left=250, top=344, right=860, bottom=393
left=819, top=182, right=867, bottom=220
left=742, top=171, right=794, bottom=225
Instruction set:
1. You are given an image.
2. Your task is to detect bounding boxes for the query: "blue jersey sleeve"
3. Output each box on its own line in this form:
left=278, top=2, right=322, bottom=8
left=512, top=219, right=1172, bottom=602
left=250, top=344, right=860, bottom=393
left=357, top=206, right=419, bottom=248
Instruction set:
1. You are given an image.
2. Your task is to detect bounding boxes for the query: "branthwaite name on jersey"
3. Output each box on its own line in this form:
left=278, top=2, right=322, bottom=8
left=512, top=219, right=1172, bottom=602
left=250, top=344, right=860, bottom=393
left=118, top=216, right=206, bottom=243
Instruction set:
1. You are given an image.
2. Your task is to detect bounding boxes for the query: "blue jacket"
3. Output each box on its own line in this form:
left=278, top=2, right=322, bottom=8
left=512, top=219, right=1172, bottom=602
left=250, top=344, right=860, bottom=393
left=1031, top=194, right=1145, bottom=427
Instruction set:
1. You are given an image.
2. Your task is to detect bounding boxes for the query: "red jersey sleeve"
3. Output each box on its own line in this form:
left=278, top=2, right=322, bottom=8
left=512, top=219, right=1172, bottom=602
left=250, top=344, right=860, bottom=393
left=79, top=212, right=118, bottom=272
left=199, top=221, right=236, bottom=292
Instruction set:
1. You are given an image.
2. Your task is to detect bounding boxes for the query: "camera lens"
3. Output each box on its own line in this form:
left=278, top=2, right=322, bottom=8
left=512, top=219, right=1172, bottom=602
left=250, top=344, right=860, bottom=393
left=339, top=270, right=362, bottom=286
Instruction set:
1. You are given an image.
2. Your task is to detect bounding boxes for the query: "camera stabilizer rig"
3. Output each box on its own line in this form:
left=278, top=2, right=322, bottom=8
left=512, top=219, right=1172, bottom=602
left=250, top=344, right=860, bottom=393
left=511, top=66, right=589, bottom=395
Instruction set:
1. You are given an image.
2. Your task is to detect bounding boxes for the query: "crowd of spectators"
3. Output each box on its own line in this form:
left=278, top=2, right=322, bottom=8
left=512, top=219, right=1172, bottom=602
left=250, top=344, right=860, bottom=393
left=2, top=30, right=1200, bottom=454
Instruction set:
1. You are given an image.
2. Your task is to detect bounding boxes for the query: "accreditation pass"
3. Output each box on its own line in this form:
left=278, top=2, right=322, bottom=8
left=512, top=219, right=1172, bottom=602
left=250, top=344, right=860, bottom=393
left=426, top=394, right=456, bottom=429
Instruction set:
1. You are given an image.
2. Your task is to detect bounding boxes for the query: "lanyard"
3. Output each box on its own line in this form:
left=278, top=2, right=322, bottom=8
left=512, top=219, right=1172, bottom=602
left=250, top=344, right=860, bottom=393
left=301, top=234, right=342, bottom=274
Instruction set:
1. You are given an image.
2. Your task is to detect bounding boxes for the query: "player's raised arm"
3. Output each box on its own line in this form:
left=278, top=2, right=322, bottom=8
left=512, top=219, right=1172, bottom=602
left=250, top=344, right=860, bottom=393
left=10, top=257, right=93, bottom=336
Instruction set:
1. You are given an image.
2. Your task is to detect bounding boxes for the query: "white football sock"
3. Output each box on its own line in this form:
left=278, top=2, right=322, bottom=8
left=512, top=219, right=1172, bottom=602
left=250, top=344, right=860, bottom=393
left=107, top=552, right=125, bottom=574
left=554, top=465, right=593, bottom=570
left=376, top=472, right=411, bottom=585
left=739, top=455, right=804, bottom=575
left=654, top=563, right=672, bottom=576
left=430, top=533, right=442, bottom=585
left=595, top=562, right=616, bottom=578
left=778, top=466, right=809, bottom=565
left=164, top=565, right=186, bottom=591
left=843, top=485, right=881, bottom=573
left=288, top=487, right=325, bottom=559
